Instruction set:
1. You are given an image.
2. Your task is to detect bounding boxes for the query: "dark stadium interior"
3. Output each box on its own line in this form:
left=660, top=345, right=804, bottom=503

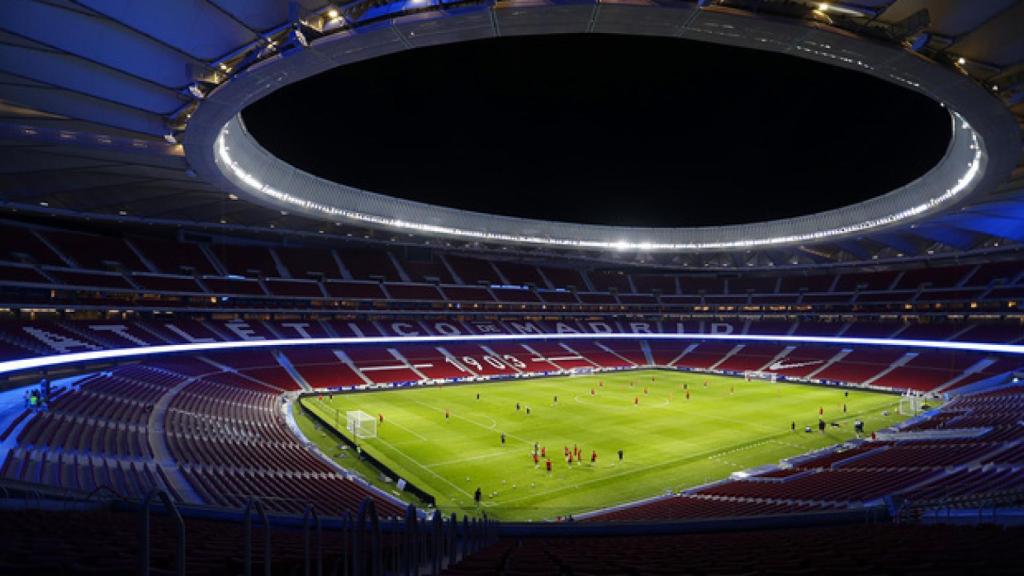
left=243, top=33, right=952, bottom=227
left=1, top=1, right=1024, bottom=575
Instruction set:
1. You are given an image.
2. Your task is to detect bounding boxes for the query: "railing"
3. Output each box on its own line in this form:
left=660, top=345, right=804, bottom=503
left=303, top=505, right=322, bottom=576
left=128, top=492, right=499, bottom=576
left=139, top=489, right=186, bottom=576
left=895, top=487, right=1024, bottom=524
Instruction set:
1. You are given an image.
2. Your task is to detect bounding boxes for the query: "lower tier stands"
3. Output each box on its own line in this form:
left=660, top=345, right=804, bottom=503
left=0, top=317, right=1020, bottom=393
left=0, top=503, right=462, bottom=576
left=1, top=341, right=1022, bottom=522
left=585, top=385, right=1024, bottom=522
left=446, top=524, right=1024, bottom=576
left=2, top=360, right=405, bottom=517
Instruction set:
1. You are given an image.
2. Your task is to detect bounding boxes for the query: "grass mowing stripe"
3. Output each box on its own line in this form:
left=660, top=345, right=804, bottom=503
left=302, top=370, right=912, bottom=520
left=372, top=433, right=475, bottom=499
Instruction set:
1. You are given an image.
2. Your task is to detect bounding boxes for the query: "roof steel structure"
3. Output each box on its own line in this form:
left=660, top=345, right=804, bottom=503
left=0, top=0, right=1022, bottom=269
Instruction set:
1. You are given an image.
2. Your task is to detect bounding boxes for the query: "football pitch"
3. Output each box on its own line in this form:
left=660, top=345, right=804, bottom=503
left=300, top=370, right=909, bottom=521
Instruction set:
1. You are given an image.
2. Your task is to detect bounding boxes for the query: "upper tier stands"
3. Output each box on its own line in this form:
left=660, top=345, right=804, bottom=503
left=1, top=220, right=1022, bottom=315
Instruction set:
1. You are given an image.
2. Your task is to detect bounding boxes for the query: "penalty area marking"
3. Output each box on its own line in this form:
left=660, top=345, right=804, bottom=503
left=411, top=398, right=498, bottom=431
left=304, top=400, right=469, bottom=497
left=381, top=418, right=429, bottom=441
left=371, top=432, right=475, bottom=499
left=425, top=450, right=510, bottom=469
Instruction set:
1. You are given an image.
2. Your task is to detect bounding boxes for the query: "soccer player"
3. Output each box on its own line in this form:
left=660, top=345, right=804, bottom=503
left=617, top=449, right=624, bottom=462
left=791, top=421, right=796, bottom=432
left=819, top=406, right=824, bottom=416
left=445, top=408, right=450, bottom=421
left=703, top=380, right=708, bottom=388
left=534, top=441, right=539, bottom=454
left=474, top=487, right=482, bottom=506
left=643, top=386, right=648, bottom=395
left=686, top=390, right=690, bottom=400
left=843, top=403, right=847, bottom=413
left=516, top=402, right=520, bottom=411
left=568, top=452, right=573, bottom=465
left=591, top=449, right=597, bottom=464
left=591, top=388, right=595, bottom=396
left=378, top=413, right=384, bottom=424
left=541, top=446, right=546, bottom=458
left=533, top=453, right=539, bottom=467
left=476, top=392, right=480, bottom=400
left=526, top=406, right=531, bottom=416
left=501, top=432, right=506, bottom=446
left=553, top=395, right=558, bottom=405
left=634, top=395, right=639, bottom=406
left=546, top=458, right=552, bottom=473
left=564, top=446, right=569, bottom=458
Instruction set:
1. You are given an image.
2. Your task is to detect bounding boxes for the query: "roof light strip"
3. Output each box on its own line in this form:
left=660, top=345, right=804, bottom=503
left=216, top=113, right=981, bottom=252
left=3, top=332, right=1020, bottom=376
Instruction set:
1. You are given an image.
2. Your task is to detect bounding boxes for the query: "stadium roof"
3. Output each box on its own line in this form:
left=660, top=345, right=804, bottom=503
left=1, top=0, right=1022, bottom=269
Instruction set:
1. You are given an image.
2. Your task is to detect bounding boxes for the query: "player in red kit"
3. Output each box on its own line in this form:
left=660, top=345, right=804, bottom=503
left=591, top=450, right=597, bottom=464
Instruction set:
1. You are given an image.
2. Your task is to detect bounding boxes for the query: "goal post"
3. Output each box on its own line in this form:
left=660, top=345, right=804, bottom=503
left=743, top=370, right=778, bottom=383
left=898, top=393, right=925, bottom=416
left=346, top=410, right=377, bottom=439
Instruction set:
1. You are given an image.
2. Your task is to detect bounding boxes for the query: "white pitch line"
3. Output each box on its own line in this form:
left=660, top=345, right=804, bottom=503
left=425, top=450, right=511, bottom=469
left=410, top=398, right=506, bottom=434
left=497, top=434, right=791, bottom=507
left=384, top=418, right=429, bottom=441
left=372, top=435, right=474, bottom=499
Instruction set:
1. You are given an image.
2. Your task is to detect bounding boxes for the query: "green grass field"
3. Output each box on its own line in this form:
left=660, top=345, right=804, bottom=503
left=299, top=370, right=910, bottom=521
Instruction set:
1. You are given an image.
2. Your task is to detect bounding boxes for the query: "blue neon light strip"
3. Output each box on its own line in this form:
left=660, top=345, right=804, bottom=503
left=1, top=333, right=1022, bottom=376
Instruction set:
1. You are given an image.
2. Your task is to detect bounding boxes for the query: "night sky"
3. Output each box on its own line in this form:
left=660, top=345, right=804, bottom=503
left=243, top=34, right=951, bottom=228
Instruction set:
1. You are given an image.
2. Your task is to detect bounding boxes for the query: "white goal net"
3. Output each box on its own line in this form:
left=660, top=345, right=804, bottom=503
left=346, top=410, right=377, bottom=439
left=898, top=393, right=926, bottom=416
left=744, top=370, right=778, bottom=383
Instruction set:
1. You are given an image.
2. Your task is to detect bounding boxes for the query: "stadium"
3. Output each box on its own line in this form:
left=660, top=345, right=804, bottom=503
left=0, top=0, right=1023, bottom=573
